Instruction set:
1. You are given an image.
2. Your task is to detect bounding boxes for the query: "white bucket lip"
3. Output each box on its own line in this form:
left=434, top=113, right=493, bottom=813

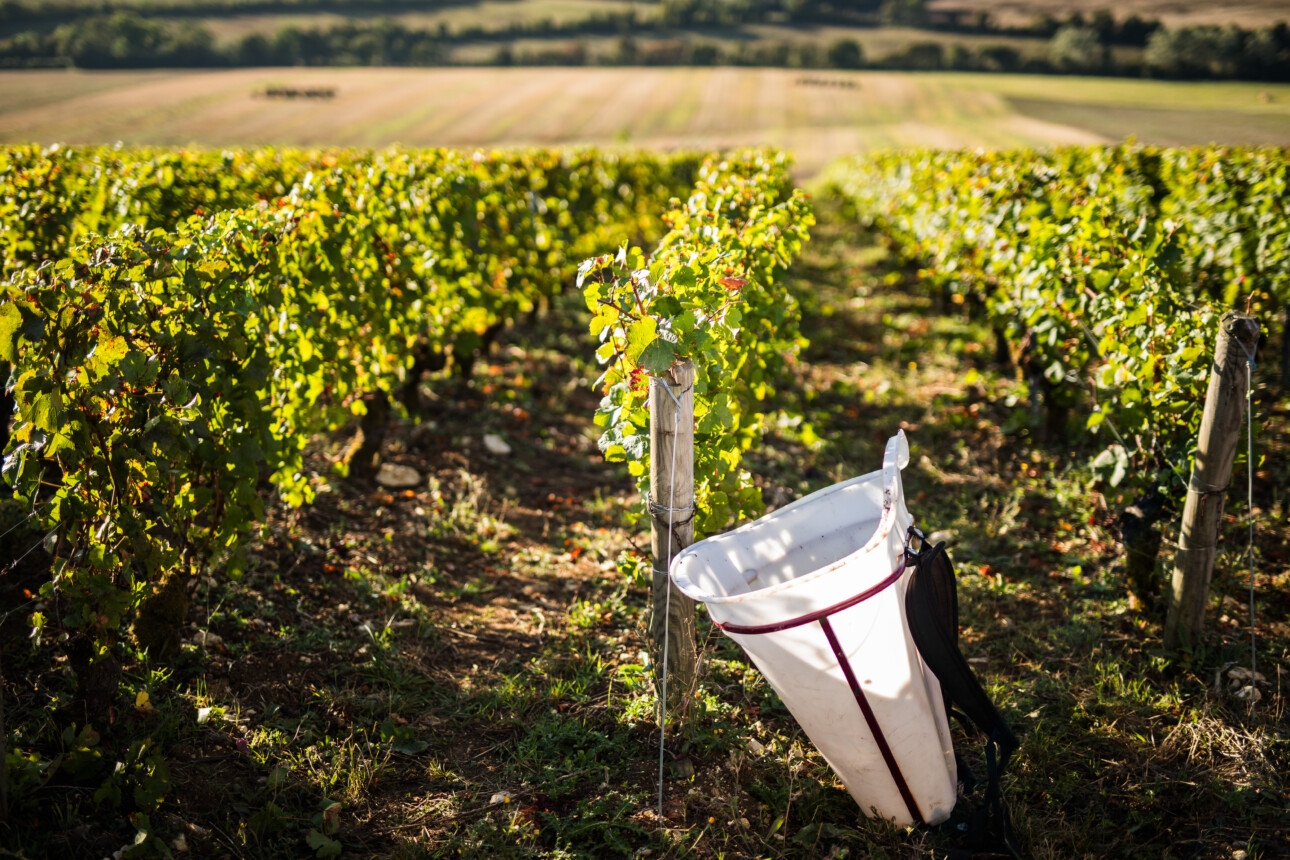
left=670, top=437, right=907, bottom=607
left=712, top=553, right=908, bottom=635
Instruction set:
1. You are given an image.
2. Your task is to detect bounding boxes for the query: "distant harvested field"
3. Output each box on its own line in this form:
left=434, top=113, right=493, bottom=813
left=2, top=68, right=1289, bottom=175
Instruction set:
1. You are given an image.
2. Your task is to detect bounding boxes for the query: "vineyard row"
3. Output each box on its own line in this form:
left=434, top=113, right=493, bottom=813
left=1, top=144, right=759, bottom=652
left=821, top=143, right=1289, bottom=508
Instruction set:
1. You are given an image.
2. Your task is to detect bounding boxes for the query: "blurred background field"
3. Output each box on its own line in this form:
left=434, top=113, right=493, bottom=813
left=2, top=0, right=1289, bottom=165
left=2, top=68, right=1289, bottom=177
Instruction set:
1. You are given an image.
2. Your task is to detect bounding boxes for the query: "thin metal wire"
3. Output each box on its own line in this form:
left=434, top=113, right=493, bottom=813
left=0, top=510, right=37, bottom=544
left=1235, top=338, right=1257, bottom=680
left=1247, top=358, right=1256, bottom=680
left=644, top=492, right=696, bottom=516
left=656, top=372, right=684, bottom=823
left=6, top=528, right=57, bottom=573
left=1081, top=375, right=1190, bottom=486
left=0, top=598, right=36, bottom=627
left=0, top=498, right=54, bottom=545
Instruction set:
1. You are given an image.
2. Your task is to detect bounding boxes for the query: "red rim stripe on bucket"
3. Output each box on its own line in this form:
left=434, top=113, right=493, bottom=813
left=713, top=558, right=906, bottom=635
left=819, top=616, right=925, bottom=826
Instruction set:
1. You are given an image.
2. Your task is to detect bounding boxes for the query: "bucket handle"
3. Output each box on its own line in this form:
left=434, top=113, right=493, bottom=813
left=882, top=430, right=910, bottom=512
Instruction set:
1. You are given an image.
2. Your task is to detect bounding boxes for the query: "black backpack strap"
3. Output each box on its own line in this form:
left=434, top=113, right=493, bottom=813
left=904, top=531, right=1027, bottom=860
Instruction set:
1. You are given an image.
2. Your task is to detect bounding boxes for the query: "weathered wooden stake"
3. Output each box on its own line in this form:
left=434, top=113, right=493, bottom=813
left=1164, top=311, right=1260, bottom=650
left=649, top=359, right=697, bottom=722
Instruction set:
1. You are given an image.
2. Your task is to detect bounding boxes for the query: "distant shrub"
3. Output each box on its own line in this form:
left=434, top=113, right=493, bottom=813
left=1048, top=24, right=1107, bottom=73
left=826, top=38, right=863, bottom=69
left=882, top=41, right=943, bottom=70
left=1143, top=24, right=1275, bottom=79
left=976, top=44, right=1021, bottom=72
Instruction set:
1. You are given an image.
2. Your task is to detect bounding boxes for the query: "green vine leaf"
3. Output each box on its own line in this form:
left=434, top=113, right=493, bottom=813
left=583, top=150, right=816, bottom=535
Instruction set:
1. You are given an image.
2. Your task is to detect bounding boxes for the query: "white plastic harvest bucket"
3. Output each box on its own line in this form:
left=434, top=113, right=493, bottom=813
left=669, top=431, right=957, bottom=826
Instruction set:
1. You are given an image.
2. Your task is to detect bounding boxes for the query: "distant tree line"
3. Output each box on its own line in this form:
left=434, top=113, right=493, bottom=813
left=0, top=0, right=489, bottom=25
left=0, top=0, right=1172, bottom=38
left=1, top=12, right=224, bottom=67
left=1, top=7, right=1288, bottom=81
left=1046, top=21, right=1290, bottom=79
left=0, top=0, right=893, bottom=28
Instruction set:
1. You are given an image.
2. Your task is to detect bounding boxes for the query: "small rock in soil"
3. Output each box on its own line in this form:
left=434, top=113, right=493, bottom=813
left=1233, top=685, right=1263, bottom=703
left=483, top=434, right=512, bottom=456
left=668, top=753, right=696, bottom=779
left=376, top=463, right=422, bottom=489
left=190, top=630, right=224, bottom=648
left=1227, top=666, right=1267, bottom=684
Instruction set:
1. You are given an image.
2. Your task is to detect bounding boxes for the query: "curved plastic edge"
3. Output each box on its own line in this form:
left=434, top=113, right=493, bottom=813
left=863, top=429, right=909, bottom=555
left=712, top=558, right=906, bottom=634
left=669, top=430, right=912, bottom=605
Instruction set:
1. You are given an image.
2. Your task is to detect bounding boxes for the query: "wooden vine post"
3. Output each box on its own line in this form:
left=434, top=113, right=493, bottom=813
left=1164, top=311, right=1260, bottom=650
left=649, top=359, right=698, bottom=722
